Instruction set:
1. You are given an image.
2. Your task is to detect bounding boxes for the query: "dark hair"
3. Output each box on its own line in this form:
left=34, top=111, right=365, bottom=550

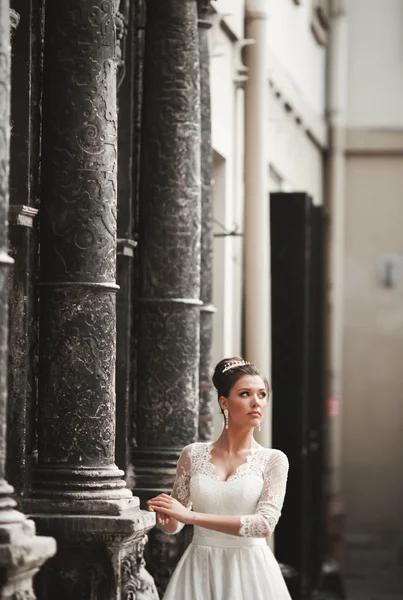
left=212, top=356, right=270, bottom=415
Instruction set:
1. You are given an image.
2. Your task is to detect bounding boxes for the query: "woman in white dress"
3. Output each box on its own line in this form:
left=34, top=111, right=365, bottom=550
left=147, top=356, right=292, bottom=600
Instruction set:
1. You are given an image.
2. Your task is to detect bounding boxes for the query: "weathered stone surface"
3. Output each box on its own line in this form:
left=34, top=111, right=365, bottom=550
left=133, top=0, right=202, bottom=593
left=33, top=512, right=158, bottom=600
left=0, top=3, right=56, bottom=598
left=35, top=0, right=130, bottom=500
left=7, top=207, right=38, bottom=495
left=197, top=0, right=215, bottom=442
left=135, top=0, right=201, bottom=464
left=21, top=2, right=158, bottom=598
left=115, top=0, right=137, bottom=475
left=135, top=0, right=201, bottom=452
left=7, top=0, right=44, bottom=498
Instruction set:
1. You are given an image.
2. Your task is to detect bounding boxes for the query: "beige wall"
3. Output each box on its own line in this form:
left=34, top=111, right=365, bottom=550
left=342, top=0, right=403, bottom=544
left=343, top=151, right=403, bottom=535
left=347, top=0, right=403, bottom=128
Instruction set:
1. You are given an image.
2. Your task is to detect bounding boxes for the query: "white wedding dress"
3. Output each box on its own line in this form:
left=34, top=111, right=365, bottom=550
left=163, top=442, right=292, bottom=600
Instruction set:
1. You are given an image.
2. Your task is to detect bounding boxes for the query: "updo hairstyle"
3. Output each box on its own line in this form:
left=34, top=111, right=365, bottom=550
left=212, top=356, right=270, bottom=416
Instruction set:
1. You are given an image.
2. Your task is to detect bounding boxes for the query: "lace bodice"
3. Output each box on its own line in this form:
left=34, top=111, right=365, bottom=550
left=170, top=442, right=289, bottom=539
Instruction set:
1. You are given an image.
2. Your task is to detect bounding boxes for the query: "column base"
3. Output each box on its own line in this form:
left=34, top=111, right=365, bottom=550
left=24, top=494, right=137, bottom=516
left=27, top=464, right=136, bottom=515
left=0, top=512, right=56, bottom=599
left=30, top=508, right=158, bottom=600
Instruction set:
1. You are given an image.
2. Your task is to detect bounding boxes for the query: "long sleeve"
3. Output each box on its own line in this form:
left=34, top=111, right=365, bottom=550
left=167, top=444, right=193, bottom=535
left=239, top=450, right=289, bottom=538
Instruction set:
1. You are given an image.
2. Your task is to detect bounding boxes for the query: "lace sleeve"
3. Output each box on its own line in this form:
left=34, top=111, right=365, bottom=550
left=167, top=444, right=193, bottom=535
left=239, top=450, right=289, bottom=538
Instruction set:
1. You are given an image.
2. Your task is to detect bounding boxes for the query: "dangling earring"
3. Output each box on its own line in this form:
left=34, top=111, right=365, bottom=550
left=258, top=421, right=261, bottom=432
left=223, top=409, right=229, bottom=430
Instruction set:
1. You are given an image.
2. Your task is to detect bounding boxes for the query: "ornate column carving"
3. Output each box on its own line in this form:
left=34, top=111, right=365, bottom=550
left=197, top=0, right=215, bottom=442
left=7, top=0, right=44, bottom=498
left=133, top=0, right=202, bottom=593
left=33, top=0, right=132, bottom=512
left=20, top=2, right=158, bottom=597
left=0, top=2, right=56, bottom=597
left=116, top=0, right=136, bottom=474
left=8, top=206, right=38, bottom=495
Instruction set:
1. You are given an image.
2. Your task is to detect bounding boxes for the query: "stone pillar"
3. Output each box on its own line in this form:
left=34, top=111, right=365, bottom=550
left=8, top=205, right=38, bottom=495
left=7, top=0, right=43, bottom=498
left=197, top=0, right=215, bottom=442
left=0, top=1, right=56, bottom=597
left=34, top=0, right=132, bottom=510
left=116, top=0, right=137, bottom=474
left=21, top=2, right=158, bottom=598
left=134, top=0, right=201, bottom=593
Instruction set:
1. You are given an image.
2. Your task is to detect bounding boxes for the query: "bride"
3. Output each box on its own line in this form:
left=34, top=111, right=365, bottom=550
left=147, top=357, right=292, bottom=600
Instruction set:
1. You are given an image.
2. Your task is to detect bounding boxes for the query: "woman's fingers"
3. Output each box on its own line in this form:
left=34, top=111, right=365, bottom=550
left=148, top=495, right=176, bottom=525
left=148, top=493, right=172, bottom=503
left=149, top=499, right=171, bottom=509
left=146, top=498, right=172, bottom=527
left=149, top=502, right=169, bottom=511
left=149, top=504, right=172, bottom=516
left=148, top=494, right=164, bottom=502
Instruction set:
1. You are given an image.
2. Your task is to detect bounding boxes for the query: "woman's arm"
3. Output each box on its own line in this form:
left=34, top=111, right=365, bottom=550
left=148, top=444, right=193, bottom=535
left=191, top=512, right=242, bottom=536
left=148, top=494, right=243, bottom=535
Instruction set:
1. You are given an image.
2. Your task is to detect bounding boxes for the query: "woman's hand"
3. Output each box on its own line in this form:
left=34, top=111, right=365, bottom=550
left=148, top=506, right=170, bottom=527
left=147, top=494, right=193, bottom=525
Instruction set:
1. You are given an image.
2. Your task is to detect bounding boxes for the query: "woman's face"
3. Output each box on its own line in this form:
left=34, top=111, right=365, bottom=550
left=220, top=374, right=268, bottom=430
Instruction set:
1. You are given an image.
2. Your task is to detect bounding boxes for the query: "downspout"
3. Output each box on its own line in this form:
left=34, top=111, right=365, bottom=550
left=325, top=0, right=348, bottom=588
left=244, top=0, right=271, bottom=447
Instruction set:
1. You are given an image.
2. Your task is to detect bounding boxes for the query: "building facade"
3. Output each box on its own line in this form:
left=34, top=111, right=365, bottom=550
left=2, top=0, right=403, bottom=599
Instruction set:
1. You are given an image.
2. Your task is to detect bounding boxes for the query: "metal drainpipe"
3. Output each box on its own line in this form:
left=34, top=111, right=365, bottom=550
left=244, top=0, right=271, bottom=448
left=323, top=0, right=348, bottom=595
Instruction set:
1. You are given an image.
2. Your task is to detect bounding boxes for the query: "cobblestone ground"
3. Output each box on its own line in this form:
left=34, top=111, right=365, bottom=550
left=344, top=533, right=403, bottom=600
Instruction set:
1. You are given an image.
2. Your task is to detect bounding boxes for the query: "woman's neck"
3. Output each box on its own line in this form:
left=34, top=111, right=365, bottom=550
left=214, top=428, right=258, bottom=454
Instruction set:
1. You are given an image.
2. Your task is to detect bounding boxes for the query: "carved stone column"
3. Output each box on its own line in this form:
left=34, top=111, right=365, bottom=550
left=116, top=0, right=137, bottom=474
left=8, top=205, right=38, bottom=495
left=133, top=0, right=202, bottom=594
left=20, top=2, right=158, bottom=598
left=197, top=0, right=215, bottom=442
left=0, top=2, right=56, bottom=597
left=7, top=0, right=43, bottom=497
left=33, top=0, right=132, bottom=512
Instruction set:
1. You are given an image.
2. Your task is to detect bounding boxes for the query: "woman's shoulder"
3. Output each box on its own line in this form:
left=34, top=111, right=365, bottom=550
left=256, top=446, right=289, bottom=468
left=179, top=441, right=210, bottom=457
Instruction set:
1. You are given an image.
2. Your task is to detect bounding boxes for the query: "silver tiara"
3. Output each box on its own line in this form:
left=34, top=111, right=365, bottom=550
left=222, top=360, right=250, bottom=374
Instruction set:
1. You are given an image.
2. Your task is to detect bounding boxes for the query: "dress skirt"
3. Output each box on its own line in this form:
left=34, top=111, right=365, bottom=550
left=163, top=534, right=291, bottom=600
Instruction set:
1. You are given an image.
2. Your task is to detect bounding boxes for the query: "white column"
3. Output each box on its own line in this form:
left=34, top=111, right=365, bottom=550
left=244, top=0, right=271, bottom=447
left=326, top=0, right=348, bottom=555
